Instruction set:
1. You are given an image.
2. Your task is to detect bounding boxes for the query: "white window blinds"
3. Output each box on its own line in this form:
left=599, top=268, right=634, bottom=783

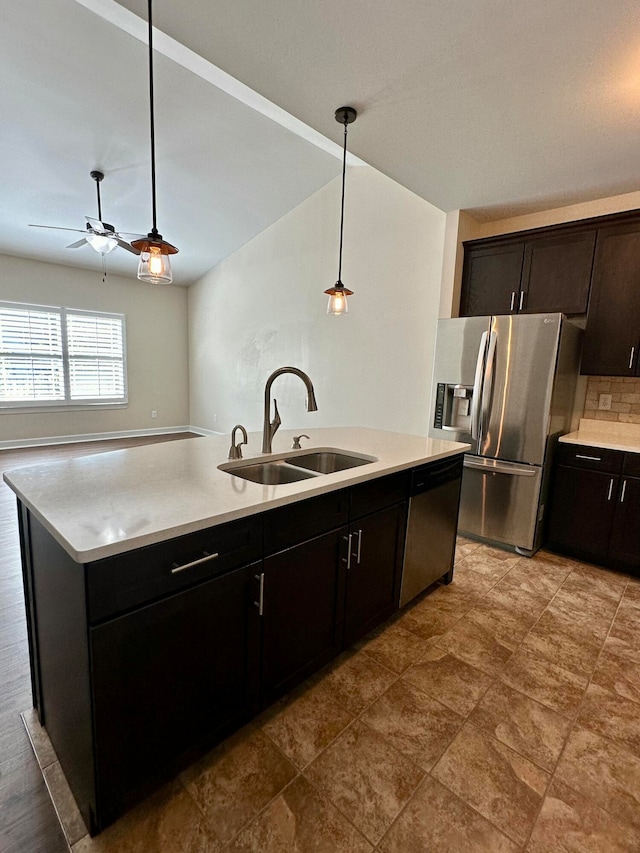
left=0, top=302, right=127, bottom=407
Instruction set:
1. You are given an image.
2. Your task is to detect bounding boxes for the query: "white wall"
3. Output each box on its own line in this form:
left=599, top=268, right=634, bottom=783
left=0, top=254, right=189, bottom=442
left=189, top=166, right=447, bottom=437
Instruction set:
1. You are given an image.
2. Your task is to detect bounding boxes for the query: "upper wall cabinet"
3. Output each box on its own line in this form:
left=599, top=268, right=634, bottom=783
left=461, top=228, right=596, bottom=318
left=581, top=222, right=640, bottom=376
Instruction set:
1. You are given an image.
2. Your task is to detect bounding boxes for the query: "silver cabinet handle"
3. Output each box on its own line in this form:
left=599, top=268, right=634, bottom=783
left=355, top=529, right=362, bottom=564
left=621, top=480, right=627, bottom=504
left=343, top=533, right=353, bottom=570
left=607, top=479, right=615, bottom=501
left=575, top=454, right=601, bottom=462
left=630, top=347, right=636, bottom=370
left=519, top=291, right=525, bottom=311
left=171, top=550, right=219, bottom=574
left=510, top=291, right=516, bottom=312
left=254, top=572, right=264, bottom=616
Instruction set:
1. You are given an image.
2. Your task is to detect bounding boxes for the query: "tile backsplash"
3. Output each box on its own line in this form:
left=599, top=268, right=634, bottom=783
left=584, top=376, right=640, bottom=424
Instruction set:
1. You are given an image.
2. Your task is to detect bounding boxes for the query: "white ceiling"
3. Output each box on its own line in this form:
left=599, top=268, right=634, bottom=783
left=4, top=0, right=640, bottom=284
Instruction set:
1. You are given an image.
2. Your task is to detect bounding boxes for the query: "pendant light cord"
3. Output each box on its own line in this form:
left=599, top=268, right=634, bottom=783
left=147, top=0, right=158, bottom=235
left=337, top=117, right=348, bottom=284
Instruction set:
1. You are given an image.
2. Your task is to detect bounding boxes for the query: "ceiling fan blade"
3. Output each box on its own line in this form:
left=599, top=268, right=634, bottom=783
left=86, top=216, right=115, bottom=233
left=116, top=238, right=141, bottom=256
left=66, top=239, right=88, bottom=249
left=29, top=224, right=87, bottom=234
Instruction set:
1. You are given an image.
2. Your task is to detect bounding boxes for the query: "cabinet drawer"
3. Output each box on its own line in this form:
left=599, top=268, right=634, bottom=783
left=88, top=516, right=263, bottom=623
left=350, top=471, right=410, bottom=520
left=263, top=490, right=349, bottom=555
left=556, top=443, right=623, bottom=474
left=623, top=453, right=640, bottom=477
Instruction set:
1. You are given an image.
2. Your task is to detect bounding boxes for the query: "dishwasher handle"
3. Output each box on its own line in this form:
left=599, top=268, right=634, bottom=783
left=411, top=456, right=463, bottom=495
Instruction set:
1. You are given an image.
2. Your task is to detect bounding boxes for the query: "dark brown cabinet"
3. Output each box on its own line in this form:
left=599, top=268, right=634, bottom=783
left=461, top=229, right=596, bottom=318
left=261, top=528, right=346, bottom=706
left=547, top=443, right=640, bottom=571
left=581, top=223, right=640, bottom=375
left=343, top=503, right=406, bottom=647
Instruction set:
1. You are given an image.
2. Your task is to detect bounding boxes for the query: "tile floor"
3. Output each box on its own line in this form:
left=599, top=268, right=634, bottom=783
left=25, top=536, right=640, bottom=851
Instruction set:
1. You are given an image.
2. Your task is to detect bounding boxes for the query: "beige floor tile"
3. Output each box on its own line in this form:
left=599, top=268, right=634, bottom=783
left=522, top=608, right=602, bottom=676
left=469, top=588, right=546, bottom=647
left=394, top=601, right=459, bottom=641
left=497, top=555, right=572, bottom=601
left=500, top=648, right=588, bottom=715
left=43, top=761, right=87, bottom=846
left=484, top=584, right=549, bottom=623
left=304, top=720, right=424, bottom=845
left=555, top=726, right=640, bottom=830
left=417, top=583, right=481, bottom=618
left=577, top=683, right=640, bottom=758
left=433, top=722, right=549, bottom=845
left=259, top=681, right=353, bottom=769
left=448, top=562, right=499, bottom=594
left=72, top=779, right=221, bottom=852
left=179, top=725, right=297, bottom=844
left=455, top=537, right=483, bottom=561
left=436, top=612, right=514, bottom=677
left=227, top=776, right=372, bottom=853
left=468, top=682, right=571, bottom=772
left=622, top=579, right=640, bottom=608
left=403, top=647, right=492, bottom=716
left=547, top=586, right=618, bottom=638
left=605, top=611, right=640, bottom=663
left=319, top=650, right=396, bottom=715
left=358, top=623, right=429, bottom=674
left=21, top=709, right=57, bottom=771
left=378, top=776, right=519, bottom=853
left=527, top=779, right=640, bottom=852
left=562, top=564, right=627, bottom=603
left=458, top=549, right=519, bottom=583
left=361, top=680, right=463, bottom=771
left=592, top=649, right=640, bottom=705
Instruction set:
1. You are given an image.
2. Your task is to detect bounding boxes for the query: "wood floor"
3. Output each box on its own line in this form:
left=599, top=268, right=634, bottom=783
left=0, top=433, right=198, bottom=852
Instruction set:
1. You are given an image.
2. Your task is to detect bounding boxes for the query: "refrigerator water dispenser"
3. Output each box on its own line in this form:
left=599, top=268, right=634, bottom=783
left=433, top=383, right=473, bottom=431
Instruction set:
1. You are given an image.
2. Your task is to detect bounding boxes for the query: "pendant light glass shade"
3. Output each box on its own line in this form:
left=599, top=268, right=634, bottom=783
left=327, top=106, right=357, bottom=315
left=135, top=0, right=178, bottom=284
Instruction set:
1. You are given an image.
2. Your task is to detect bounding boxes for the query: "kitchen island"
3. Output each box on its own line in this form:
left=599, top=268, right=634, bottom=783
left=5, top=427, right=468, bottom=835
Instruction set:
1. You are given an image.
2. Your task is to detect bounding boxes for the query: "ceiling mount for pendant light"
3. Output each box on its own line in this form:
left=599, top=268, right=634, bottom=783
left=131, top=0, right=178, bottom=284
left=325, top=106, right=357, bottom=316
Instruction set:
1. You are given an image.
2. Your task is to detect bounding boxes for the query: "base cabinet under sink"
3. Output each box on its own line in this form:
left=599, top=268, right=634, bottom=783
left=19, top=460, right=461, bottom=835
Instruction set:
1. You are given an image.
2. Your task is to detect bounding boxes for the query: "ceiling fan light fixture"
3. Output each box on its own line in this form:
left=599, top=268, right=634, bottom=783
left=326, top=105, right=357, bottom=316
left=86, top=232, right=118, bottom=255
left=137, top=0, right=178, bottom=285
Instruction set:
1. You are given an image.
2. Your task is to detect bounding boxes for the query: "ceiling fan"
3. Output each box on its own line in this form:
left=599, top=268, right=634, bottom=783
left=29, top=170, right=140, bottom=256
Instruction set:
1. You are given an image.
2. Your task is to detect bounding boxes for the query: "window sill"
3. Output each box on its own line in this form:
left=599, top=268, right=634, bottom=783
left=0, top=402, right=129, bottom=415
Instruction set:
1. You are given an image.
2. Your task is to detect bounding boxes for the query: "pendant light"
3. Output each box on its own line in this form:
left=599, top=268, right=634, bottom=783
left=325, top=106, right=357, bottom=315
left=131, top=0, right=178, bottom=284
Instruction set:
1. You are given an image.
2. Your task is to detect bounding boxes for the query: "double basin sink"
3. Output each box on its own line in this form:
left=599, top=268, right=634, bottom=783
left=219, top=448, right=377, bottom=485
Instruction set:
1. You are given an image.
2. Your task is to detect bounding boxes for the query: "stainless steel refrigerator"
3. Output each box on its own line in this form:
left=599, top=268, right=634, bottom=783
left=428, top=313, right=582, bottom=555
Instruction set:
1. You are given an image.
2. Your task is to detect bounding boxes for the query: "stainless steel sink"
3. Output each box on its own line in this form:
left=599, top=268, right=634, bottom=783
left=221, top=460, right=317, bottom=485
left=283, top=451, right=374, bottom=474
left=218, top=447, right=377, bottom=484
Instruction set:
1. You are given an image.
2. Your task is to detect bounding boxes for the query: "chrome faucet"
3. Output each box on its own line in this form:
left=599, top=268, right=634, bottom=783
left=262, top=367, right=318, bottom=453
left=228, top=424, right=248, bottom=459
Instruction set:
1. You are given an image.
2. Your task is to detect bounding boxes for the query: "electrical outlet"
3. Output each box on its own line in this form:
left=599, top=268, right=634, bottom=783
left=598, top=394, right=612, bottom=411
left=151, top=410, right=158, bottom=419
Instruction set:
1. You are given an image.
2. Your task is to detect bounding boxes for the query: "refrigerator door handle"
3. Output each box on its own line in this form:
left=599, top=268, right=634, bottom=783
left=470, top=331, right=488, bottom=441
left=480, top=330, right=498, bottom=441
left=463, top=456, right=537, bottom=477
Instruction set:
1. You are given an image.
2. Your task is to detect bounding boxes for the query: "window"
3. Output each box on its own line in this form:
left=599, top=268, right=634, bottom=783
left=0, top=302, right=127, bottom=408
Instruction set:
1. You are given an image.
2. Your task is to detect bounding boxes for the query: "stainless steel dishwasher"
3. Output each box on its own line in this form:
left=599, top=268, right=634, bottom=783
left=399, top=455, right=463, bottom=607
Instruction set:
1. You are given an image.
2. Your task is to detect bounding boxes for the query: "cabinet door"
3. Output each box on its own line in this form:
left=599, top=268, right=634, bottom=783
left=582, top=224, right=640, bottom=375
left=460, top=243, right=524, bottom=317
left=261, top=528, right=346, bottom=705
left=547, top=466, right=617, bottom=562
left=609, top=476, right=640, bottom=569
left=91, top=561, right=261, bottom=826
left=520, top=230, right=595, bottom=315
left=343, top=503, right=406, bottom=647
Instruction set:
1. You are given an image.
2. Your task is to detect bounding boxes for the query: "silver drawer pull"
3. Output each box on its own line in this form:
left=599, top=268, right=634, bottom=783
left=607, top=479, right=615, bottom=502
left=575, top=454, right=601, bottom=462
left=519, top=291, right=525, bottom=311
left=343, top=533, right=353, bottom=570
left=510, top=291, right=516, bottom=312
left=621, top=480, right=627, bottom=504
left=171, top=551, right=219, bottom=574
left=630, top=347, right=636, bottom=370
left=356, top=529, right=362, bottom=564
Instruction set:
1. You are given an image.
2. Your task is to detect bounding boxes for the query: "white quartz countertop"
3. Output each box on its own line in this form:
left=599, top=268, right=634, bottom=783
left=4, top=427, right=469, bottom=563
left=559, top=419, right=640, bottom=454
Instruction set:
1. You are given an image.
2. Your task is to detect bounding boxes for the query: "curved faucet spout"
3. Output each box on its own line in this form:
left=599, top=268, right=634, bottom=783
left=262, top=366, right=318, bottom=453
